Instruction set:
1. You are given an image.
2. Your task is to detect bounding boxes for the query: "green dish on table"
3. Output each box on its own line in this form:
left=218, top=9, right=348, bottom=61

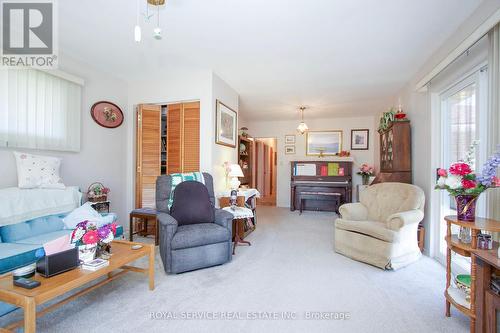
left=456, top=274, right=471, bottom=288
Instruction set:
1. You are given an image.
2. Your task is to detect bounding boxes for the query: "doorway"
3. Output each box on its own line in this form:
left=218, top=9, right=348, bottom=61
left=433, top=66, right=488, bottom=271
left=254, top=138, right=277, bottom=206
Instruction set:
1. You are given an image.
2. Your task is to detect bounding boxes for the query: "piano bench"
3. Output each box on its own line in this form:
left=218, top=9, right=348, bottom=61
left=299, top=192, right=341, bottom=215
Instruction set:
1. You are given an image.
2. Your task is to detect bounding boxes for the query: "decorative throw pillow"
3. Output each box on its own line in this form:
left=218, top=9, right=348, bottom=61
left=13, top=152, right=66, bottom=189
left=170, top=181, right=215, bottom=225
left=62, top=202, right=113, bottom=229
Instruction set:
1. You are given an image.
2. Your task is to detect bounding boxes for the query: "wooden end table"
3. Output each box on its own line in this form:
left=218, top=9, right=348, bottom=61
left=444, top=215, right=500, bottom=333
left=130, top=208, right=159, bottom=245
left=0, top=240, right=155, bottom=333
left=222, top=206, right=254, bottom=255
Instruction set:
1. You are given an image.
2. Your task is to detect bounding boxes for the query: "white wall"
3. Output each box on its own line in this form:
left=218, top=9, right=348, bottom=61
left=0, top=53, right=129, bottom=221
left=0, top=58, right=240, bottom=228
left=126, top=70, right=239, bottom=213
left=393, top=1, right=500, bottom=255
left=126, top=66, right=211, bottom=215
left=211, top=73, right=239, bottom=194
left=246, top=116, right=377, bottom=207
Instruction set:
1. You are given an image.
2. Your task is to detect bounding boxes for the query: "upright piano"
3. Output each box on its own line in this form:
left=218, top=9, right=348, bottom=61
left=290, top=160, right=352, bottom=212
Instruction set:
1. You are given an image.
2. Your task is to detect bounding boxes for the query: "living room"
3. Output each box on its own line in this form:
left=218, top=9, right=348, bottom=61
left=1, top=0, right=500, bottom=332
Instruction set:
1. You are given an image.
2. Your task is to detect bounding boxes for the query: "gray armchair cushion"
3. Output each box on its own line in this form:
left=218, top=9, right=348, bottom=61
left=170, top=181, right=214, bottom=225
left=171, top=223, right=231, bottom=250
left=156, top=173, right=215, bottom=213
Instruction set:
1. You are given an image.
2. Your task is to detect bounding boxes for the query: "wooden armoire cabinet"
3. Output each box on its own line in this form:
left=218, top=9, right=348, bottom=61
left=373, top=120, right=412, bottom=184
left=238, top=136, right=254, bottom=188
left=135, top=101, right=200, bottom=208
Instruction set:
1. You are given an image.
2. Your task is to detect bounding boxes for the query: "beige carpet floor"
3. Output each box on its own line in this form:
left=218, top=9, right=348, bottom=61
left=0, top=206, right=469, bottom=332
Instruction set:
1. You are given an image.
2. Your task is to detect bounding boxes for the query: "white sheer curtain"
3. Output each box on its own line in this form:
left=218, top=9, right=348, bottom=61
left=0, top=69, right=81, bottom=152
left=487, top=24, right=500, bottom=220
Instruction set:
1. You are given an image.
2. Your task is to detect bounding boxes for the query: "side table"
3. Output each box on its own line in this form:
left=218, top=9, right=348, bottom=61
left=473, top=247, right=500, bottom=332
left=129, top=208, right=158, bottom=245
left=222, top=206, right=254, bottom=255
left=444, top=215, right=500, bottom=333
left=91, top=201, right=110, bottom=214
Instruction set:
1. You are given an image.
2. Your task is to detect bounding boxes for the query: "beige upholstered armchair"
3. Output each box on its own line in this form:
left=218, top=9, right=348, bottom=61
left=334, top=182, right=425, bottom=270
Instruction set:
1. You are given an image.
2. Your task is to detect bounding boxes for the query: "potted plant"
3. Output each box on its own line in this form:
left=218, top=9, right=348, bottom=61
left=357, top=164, right=375, bottom=185
left=435, top=143, right=500, bottom=222
left=71, top=220, right=118, bottom=263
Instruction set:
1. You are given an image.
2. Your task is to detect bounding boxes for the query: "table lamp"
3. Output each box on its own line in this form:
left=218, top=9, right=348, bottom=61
left=228, top=164, right=244, bottom=190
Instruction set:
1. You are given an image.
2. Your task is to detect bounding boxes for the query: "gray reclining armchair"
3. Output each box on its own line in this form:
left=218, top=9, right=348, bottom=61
left=156, top=173, right=234, bottom=274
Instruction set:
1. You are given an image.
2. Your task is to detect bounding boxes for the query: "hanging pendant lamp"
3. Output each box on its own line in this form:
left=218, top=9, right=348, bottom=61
left=297, top=107, right=309, bottom=134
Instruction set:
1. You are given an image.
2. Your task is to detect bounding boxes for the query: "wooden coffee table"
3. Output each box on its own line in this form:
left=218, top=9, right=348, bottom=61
left=0, top=240, right=155, bottom=333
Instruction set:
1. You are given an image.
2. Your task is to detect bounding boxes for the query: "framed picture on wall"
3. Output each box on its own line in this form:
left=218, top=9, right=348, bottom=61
left=285, top=135, right=295, bottom=144
left=284, top=145, right=296, bottom=154
left=306, top=130, right=342, bottom=156
left=351, top=129, right=369, bottom=150
left=90, top=101, right=124, bottom=128
left=215, top=100, right=237, bottom=148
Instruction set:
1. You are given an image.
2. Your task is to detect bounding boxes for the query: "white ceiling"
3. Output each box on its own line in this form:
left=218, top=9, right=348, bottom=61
left=59, top=0, right=482, bottom=120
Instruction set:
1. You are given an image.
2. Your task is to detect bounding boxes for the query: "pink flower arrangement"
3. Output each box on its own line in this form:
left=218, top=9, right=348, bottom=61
left=435, top=162, right=480, bottom=195
left=71, top=220, right=118, bottom=246
left=435, top=144, right=500, bottom=196
left=357, top=164, right=374, bottom=176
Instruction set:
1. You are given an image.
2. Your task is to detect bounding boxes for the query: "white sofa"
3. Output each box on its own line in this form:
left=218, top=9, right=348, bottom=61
left=334, top=182, right=425, bottom=270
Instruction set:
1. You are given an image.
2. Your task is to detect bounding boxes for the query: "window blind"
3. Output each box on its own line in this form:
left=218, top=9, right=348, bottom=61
left=0, top=69, right=82, bottom=152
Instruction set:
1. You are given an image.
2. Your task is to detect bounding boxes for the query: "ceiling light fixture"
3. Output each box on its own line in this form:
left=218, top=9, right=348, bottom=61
left=297, top=106, right=309, bottom=134
left=134, top=0, right=165, bottom=43
left=134, top=0, right=142, bottom=42
left=153, top=0, right=162, bottom=40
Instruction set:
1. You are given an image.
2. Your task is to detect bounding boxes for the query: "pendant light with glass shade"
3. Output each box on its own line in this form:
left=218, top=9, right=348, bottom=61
left=134, top=0, right=142, bottom=42
left=134, top=0, right=165, bottom=42
left=153, top=0, right=162, bottom=40
left=297, top=106, right=309, bottom=134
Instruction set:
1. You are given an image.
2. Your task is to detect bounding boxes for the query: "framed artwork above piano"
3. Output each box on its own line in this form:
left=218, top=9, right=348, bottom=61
left=290, top=160, right=353, bottom=213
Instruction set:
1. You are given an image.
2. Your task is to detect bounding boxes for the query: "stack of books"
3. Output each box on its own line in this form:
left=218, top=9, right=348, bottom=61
left=327, top=162, right=339, bottom=176
left=82, top=258, right=109, bottom=271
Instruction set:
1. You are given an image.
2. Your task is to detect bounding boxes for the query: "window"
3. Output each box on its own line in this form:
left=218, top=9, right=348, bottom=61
left=0, top=69, right=82, bottom=152
left=447, top=84, right=476, bottom=169
left=436, top=68, right=488, bottom=271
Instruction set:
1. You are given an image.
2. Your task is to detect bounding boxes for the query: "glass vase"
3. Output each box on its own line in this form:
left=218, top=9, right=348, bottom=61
left=362, top=175, right=370, bottom=186
left=459, top=227, right=472, bottom=244
left=455, top=195, right=478, bottom=222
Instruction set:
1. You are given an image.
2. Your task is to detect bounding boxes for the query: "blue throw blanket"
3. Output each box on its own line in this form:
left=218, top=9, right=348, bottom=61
left=168, top=172, right=205, bottom=209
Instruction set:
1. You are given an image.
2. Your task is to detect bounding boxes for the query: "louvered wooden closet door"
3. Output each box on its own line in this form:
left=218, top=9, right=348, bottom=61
left=182, top=101, right=200, bottom=172
left=166, top=103, right=182, bottom=174
left=136, top=104, right=161, bottom=208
